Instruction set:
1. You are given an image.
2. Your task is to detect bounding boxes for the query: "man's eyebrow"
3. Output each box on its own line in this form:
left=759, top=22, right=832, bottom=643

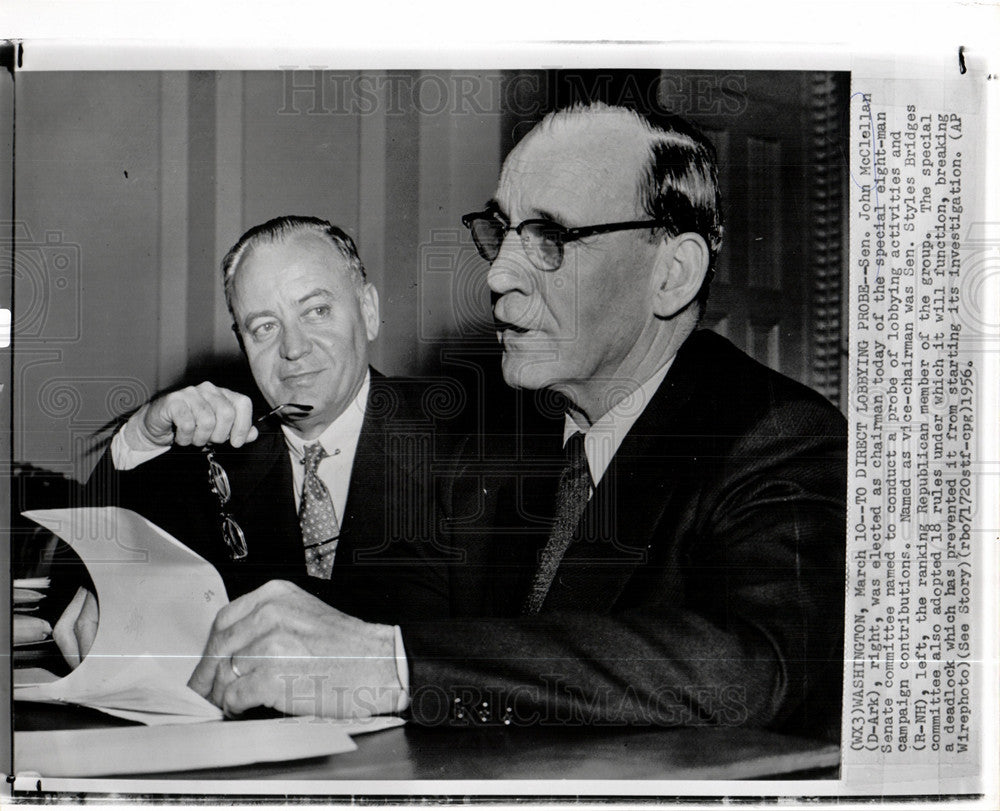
left=534, top=208, right=565, bottom=225
left=242, top=308, right=276, bottom=327
left=296, top=288, right=335, bottom=305
left=486, top=199, right=568, bottom=225
left=242, top=289, right=335, bottom=327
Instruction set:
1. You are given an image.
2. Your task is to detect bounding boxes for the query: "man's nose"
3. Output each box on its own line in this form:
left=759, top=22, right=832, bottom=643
left=486, top=234, right=533, bottom=297
left=279, top=323, right=311, bottom=360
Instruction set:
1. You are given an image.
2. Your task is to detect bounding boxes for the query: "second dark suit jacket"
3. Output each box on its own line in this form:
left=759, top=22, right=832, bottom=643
left=85, top=371, right=453, bottom=625
left=401, top=331, right=847, bottom=738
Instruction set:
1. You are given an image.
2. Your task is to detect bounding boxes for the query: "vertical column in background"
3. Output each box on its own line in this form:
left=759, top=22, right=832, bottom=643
left=415, top=71, right=502, bottom=374
left=415, top=73, right=458, bottom=373
left=213, top=72, right=244, bottom=357
left=379, top=73, right=421, bottom=376
left=357, top=72, right=388, bottom=374
left=157, top=73, right=189, bottom=391
left=185, top=72, right=218, bottom=366
left=807, top=72, right=849, bottom=411
left=160, top=71, right=247, bottom=391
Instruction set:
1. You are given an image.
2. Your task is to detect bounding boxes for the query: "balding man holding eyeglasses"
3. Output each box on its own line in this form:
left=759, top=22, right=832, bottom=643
left=55, top=216, right=453, bottom=695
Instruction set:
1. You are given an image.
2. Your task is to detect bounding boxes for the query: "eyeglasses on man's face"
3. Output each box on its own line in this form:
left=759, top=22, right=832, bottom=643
left=461, top=208, right=666, bottom=272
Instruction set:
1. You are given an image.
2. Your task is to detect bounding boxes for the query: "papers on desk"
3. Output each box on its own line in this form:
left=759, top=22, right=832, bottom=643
left=14, top=578, right=49, bottom=605
left=13, top=578, right=53, bottom=645
left=13, top=616, right=53, bottom=645
left=15, top=507, right=227, bottom=724
left=15, top=715, right=405, bottom=777
left=12, top=508, right=408, bottom=779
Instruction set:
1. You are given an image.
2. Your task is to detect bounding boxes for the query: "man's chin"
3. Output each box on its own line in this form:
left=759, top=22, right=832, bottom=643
left=281, top=411, right=329, bottom=441
left=500, top=353, right=553, bottom=393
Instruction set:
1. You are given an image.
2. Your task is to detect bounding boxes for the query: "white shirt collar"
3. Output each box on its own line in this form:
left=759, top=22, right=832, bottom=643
left=281, top=371, right=370, bottom=461
left=562, top=357, right=676, bottom=487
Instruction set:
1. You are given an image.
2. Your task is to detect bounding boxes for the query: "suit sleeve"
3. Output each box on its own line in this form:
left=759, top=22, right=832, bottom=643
left=82, top=438, right=206, bottom=547
left=400, top=398, right=846, bottom=733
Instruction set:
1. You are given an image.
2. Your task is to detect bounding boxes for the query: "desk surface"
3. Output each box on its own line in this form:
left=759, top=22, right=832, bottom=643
left=14, top=702, right=840, bottom=784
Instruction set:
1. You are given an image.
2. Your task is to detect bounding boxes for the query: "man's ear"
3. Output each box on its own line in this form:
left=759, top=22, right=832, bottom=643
left=361, top=282, right=380, bottom=342
left=649, top=232, right=710, bottom=319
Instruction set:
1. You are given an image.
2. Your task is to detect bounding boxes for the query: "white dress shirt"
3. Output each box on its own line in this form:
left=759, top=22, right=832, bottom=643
left=279, top=375, right=368, bottom=520
left=562, top=357, right=676, bottom=488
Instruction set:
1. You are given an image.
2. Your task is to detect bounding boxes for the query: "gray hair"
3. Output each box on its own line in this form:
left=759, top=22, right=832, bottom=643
left=531, top=102, right=724, bottom=312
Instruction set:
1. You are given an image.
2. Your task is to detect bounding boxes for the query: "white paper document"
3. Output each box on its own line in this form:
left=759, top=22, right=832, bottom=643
left=15, top=507, right=228, bottom=724
left=14, top=715, right=405, bottom=777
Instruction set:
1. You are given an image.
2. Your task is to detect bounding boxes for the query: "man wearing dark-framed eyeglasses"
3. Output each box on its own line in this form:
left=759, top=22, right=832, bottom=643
left=187, top=102, right=847, bottom=739
left=461, top=207, right=670, bottom=273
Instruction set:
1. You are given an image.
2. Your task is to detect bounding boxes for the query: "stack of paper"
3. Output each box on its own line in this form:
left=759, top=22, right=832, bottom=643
left=13, top=577, right=53, bottom=646
left=15, top=508, right=227, bottom=724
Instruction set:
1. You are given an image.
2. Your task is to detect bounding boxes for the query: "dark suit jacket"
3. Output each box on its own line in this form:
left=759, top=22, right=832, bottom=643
left=401, top=331, right=847, bottom=737
left=85, top=372, right=453, bottom=625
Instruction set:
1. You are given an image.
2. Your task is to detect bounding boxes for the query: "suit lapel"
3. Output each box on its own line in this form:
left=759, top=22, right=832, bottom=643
left=338, top=371, right=433, bottom=566
left=338, top=401, right=389, bottom=562
left=453, top=426, right=563, bottom=617
left=223, top=425, right=288, bottom=507
left=541, top=335, right=708, bottom=613
left=219, top=425, right=303, bottom=571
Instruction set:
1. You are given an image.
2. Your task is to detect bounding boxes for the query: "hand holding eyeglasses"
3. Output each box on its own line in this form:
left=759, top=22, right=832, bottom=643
left=203, top=403, right=313, bottom=562
left=132, top=382, right=260, bottom=449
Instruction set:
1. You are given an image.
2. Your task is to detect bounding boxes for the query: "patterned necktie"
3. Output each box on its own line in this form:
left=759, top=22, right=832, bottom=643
left=299, top=442, right=340, bottom=580
left=523, top=431, right=590, bottom=615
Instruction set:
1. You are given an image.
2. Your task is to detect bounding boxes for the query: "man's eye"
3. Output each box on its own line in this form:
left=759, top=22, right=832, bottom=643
left=306, top=304, right=332, bottom=319
left=537, top=222, right=566, bottom=244
left=250, top=322, right=278, bottom=341
left=524, top=221, right=564, bottom=245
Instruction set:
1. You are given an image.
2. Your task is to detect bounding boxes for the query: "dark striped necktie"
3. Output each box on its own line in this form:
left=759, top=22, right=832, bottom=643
left=523, top=431, right=590, bottom=615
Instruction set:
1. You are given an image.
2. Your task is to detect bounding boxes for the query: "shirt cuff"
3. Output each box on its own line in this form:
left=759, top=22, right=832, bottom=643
left=110, top=406, right=172, bottom=470
left=393, top=625, right=411, bottom=713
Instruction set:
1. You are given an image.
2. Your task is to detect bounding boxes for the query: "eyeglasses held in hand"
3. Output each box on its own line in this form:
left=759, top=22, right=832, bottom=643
left=461, top=208, right=666, bottom=272
left=201, top=402, right=313, bottom=561
left=204, top=445, right=248, bottom=561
